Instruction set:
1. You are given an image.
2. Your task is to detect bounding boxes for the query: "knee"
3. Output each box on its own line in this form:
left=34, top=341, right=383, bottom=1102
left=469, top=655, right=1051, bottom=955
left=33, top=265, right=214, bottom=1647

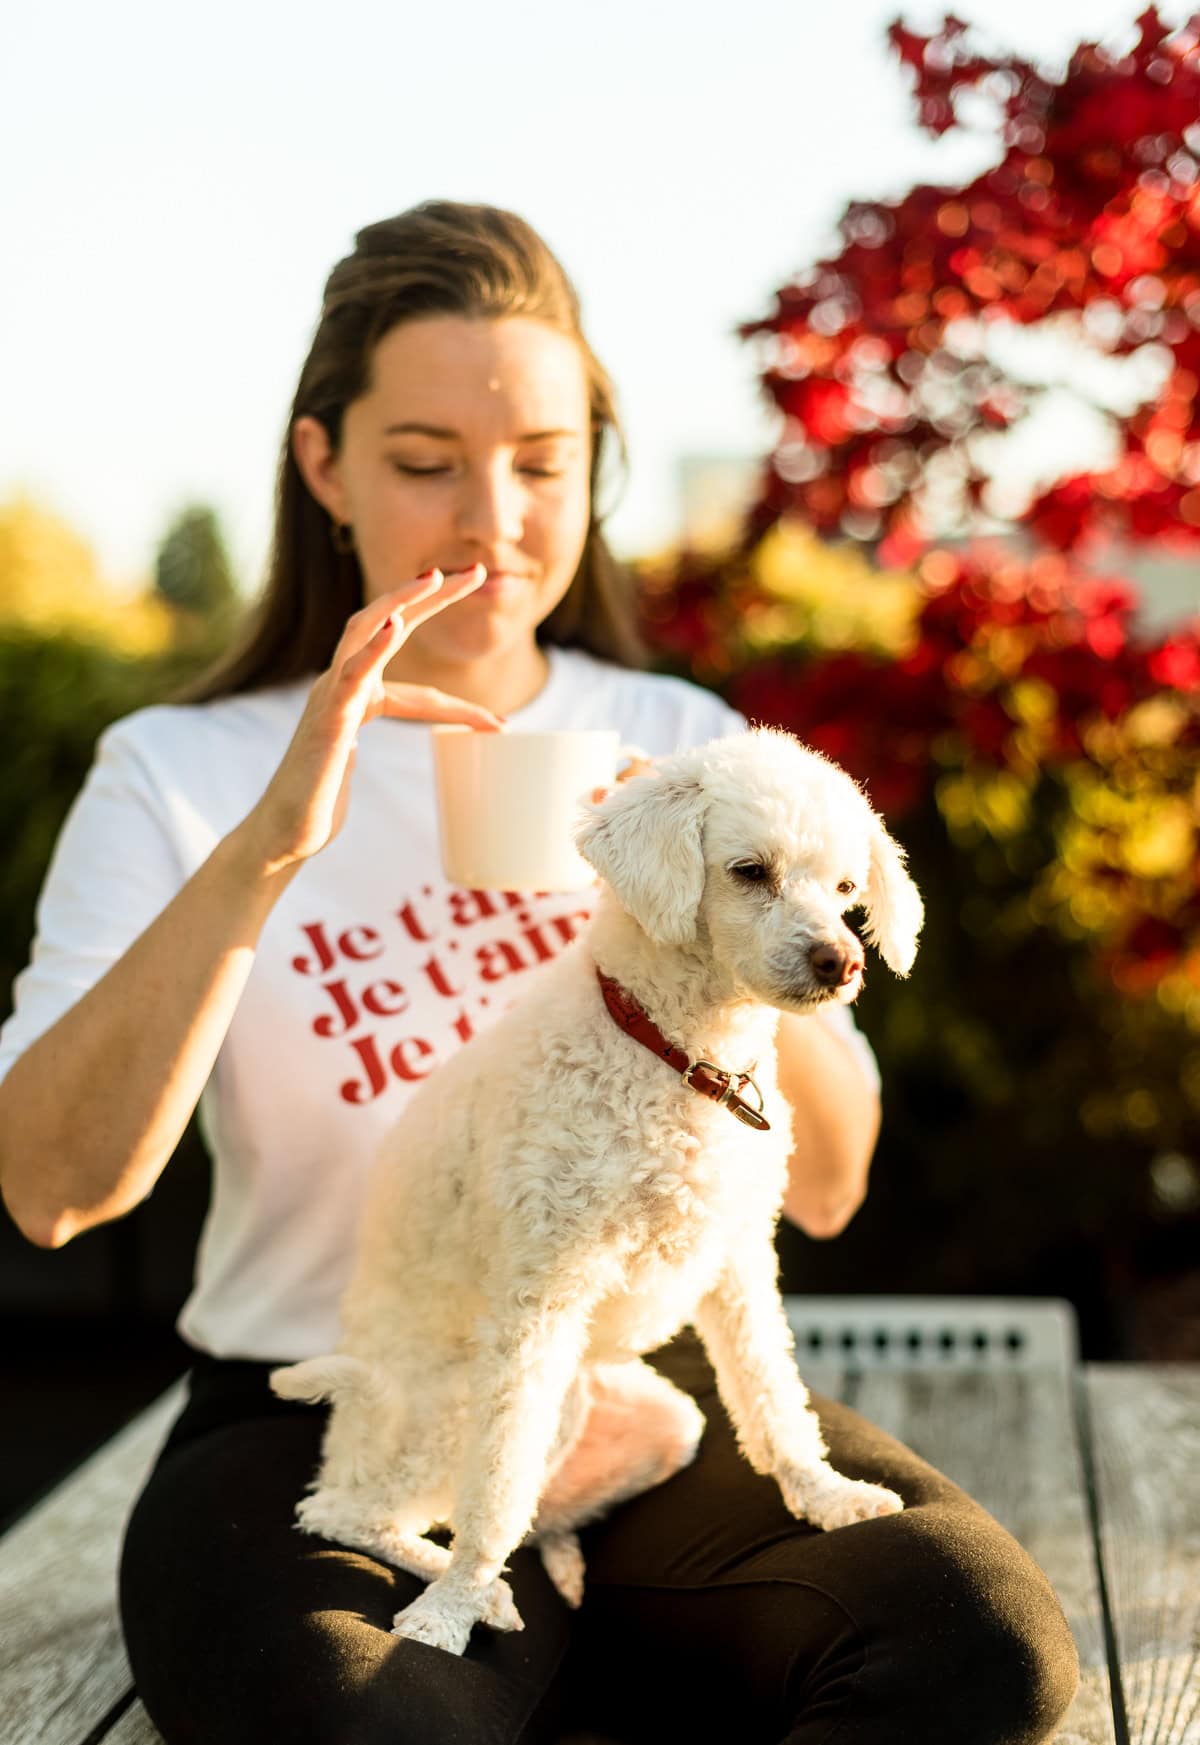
left=958, top=1596, right=1079, bottom=1744
left=904, top=1526, right=1081, bottom=1744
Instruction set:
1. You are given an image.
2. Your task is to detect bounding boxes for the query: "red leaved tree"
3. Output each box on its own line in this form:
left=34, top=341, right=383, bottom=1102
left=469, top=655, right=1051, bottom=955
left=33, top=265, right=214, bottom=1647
left=635, top=12, right=1200, bottom=1346
left=738, top=7, right=1200, bottom=564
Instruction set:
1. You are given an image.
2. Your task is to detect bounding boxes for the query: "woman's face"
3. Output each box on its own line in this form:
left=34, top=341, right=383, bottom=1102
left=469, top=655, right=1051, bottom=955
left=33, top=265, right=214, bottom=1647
left=293, top=314, right=594, bottom=667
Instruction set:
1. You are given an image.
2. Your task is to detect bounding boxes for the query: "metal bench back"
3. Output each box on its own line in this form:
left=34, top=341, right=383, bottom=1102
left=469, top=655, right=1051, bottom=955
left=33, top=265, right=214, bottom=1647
left=784, top=1295, right=1078, bottom=1375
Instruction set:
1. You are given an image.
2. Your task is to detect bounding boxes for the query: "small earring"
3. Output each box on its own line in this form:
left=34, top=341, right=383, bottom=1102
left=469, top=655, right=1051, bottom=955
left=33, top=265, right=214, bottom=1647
left=330, top=518, right=356, bottom=555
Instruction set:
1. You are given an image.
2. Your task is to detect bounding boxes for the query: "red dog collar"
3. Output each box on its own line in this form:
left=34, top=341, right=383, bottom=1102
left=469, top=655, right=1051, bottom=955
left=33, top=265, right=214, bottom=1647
left=595, top=967, right=770, bottom=1132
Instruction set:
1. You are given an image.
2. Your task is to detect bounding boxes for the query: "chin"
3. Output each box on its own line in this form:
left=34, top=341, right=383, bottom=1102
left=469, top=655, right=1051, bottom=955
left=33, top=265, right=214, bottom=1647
left=771, top=987, right=827, bottom=1014
left=773, top=976, right=863, bottom=1014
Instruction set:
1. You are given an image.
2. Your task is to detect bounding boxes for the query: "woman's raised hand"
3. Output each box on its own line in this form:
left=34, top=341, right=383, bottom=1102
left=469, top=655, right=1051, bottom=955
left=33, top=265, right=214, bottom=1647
left=241, top=565, right=502, bottom=876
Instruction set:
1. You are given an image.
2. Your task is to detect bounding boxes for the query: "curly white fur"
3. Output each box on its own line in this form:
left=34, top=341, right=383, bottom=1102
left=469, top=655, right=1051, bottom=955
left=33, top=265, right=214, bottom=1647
left=270, top=726, right=924, bottom=1655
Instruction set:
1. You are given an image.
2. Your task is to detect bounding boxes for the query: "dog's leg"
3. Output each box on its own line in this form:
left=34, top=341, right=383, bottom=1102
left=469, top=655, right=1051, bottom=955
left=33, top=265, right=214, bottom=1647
left=292, top=1489, right=522, bottom=1632
left=390, top=1306, right=590, bottom=1655
left=528, top=1359, right=707, bottom=1607
left=693, top=1249, right=904, bottom=1530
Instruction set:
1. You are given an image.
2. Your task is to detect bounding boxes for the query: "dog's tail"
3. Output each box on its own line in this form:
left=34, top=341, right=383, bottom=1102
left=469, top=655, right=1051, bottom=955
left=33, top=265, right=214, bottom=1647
left=268, top=1354, right=387, bottom=1410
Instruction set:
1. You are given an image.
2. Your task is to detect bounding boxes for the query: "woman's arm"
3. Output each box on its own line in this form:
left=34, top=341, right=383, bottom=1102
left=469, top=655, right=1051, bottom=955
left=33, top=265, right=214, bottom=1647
left=0, top=828, right=308, bottom=1248
left=0, top=568, right=501, bottom=1251
left=773, top=1009, right=881, bottom=1239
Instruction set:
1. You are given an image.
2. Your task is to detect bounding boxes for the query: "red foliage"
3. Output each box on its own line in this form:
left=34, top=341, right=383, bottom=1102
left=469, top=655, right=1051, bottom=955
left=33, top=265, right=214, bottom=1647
left=740, top=8, right=1200, bottom=556
left=712, top=547, right=1197, bottom=817
left=642, top=11, right=1200, bottom=999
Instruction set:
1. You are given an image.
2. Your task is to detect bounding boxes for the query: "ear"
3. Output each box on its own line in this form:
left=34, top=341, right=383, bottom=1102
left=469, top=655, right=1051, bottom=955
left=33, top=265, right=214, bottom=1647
left=861, top=818, right=924, bottom=976
left=574, top=772, right=707, bottom=945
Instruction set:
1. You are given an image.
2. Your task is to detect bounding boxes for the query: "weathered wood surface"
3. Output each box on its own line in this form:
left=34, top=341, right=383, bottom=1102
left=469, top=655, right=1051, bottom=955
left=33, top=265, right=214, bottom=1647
left=1086, top=1365, right=1200, bottom=1745
left=8, top=1351, right=1197, bottom=1745
left=854, top=1366, right=1117, bottom=1745
left=90, top=1701, right=157, bottom=1744
left=0, top=1383, right=183, bottom=1745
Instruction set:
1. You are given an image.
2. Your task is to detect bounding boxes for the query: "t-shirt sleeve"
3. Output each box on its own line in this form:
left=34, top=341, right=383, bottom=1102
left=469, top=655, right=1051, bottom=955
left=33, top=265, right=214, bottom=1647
left=0, top=719, right=186, bottom=1090
left=693, top=693, right=752, bottom=742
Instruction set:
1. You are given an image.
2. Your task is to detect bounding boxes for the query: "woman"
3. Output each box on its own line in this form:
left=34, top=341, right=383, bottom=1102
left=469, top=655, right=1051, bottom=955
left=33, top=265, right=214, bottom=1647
left=0, top=201, right=1079, bottom=1744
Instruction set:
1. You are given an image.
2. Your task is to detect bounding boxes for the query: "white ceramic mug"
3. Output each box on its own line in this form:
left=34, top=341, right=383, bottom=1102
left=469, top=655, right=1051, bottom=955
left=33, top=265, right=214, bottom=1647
left=431, top=727, right=647, bottom=892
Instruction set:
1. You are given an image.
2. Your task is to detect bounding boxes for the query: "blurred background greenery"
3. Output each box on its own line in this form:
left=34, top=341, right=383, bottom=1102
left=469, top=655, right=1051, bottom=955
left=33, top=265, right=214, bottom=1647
left=1, top=477, right=1196, bottom=1417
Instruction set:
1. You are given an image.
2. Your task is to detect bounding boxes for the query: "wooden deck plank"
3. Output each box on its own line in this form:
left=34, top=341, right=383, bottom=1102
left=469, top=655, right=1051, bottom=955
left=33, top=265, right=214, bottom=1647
left=25, top=1350, right=1200, bottom=1745
left=0, top=1384, right=184, bottom=1745
left=102, top=1701, right=163, bottom=1743
left=1085, top=1365, right=1200, bottom=1745
left=853, top=1367, right=1117, bottom=1745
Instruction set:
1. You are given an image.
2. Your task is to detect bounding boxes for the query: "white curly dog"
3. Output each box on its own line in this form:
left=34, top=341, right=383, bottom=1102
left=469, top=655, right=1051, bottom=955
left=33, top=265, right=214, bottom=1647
left=271, top=725, right=924, bottom=1656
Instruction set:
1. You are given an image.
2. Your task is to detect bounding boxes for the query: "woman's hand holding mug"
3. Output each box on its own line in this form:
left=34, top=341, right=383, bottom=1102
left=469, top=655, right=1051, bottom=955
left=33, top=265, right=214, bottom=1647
left=242, top=565, right=503, bottom=877
left=590, top=750, right=656, bottom=804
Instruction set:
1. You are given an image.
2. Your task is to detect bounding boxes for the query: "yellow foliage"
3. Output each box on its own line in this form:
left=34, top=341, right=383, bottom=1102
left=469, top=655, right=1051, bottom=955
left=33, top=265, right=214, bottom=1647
left=747, top=518, right=921, bottom=657
left=0, top=493, right=175, bottom=654
left=1007, top=677, right=1057, bottom=725
left=1122, top=796, right=1195, bottom=880
left=1124, top=694, right=1189, bottom=748
left=935, top=766, right=1031, bottom=841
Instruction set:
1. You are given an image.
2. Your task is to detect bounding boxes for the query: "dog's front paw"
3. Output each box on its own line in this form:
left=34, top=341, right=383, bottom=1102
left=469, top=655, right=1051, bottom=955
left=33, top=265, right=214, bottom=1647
left=391, top=1577, right=525, bottom=1654
left=391, top=1584, right=477, bottom=1656
left=781, top=1467, right=904, bottom=1531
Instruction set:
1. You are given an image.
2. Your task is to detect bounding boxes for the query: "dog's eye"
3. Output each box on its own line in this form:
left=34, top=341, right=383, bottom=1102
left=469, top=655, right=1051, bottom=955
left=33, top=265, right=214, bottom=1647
left=731, top=862, right=771, bottom=884
left=837, top=880, right=857, bottom=896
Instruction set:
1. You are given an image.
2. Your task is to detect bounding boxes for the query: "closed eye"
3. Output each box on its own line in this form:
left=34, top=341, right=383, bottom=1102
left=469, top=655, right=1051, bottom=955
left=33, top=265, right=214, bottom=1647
left=731, top=862, right=771, bottom=885
left=391, top=464, right=563, bottom=479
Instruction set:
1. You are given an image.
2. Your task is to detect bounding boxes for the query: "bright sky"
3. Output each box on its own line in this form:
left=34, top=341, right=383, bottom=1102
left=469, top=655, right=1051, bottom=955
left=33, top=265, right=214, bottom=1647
left=3, top=0, right=1190, bottom=596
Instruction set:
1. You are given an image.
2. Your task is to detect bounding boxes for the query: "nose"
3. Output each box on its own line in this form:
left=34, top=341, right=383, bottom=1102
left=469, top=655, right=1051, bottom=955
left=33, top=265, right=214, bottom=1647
left=456, top=460, right=526, bottom=548
left=809, top=941, right=864, bottom=987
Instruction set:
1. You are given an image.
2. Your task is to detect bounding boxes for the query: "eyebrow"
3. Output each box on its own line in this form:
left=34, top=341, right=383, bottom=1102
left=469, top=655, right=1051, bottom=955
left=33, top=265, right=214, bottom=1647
left=382, top=422, right=580, bottom=442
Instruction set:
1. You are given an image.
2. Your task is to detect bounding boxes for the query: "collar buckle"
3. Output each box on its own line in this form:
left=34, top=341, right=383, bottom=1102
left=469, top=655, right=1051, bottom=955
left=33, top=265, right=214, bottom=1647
left=683, top=1060, right=771, bottom=1132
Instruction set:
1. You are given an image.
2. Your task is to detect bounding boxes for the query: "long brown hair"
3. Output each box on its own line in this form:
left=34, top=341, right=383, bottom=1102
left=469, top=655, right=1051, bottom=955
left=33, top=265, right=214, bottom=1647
left=174, top=200, right=650, bottom=703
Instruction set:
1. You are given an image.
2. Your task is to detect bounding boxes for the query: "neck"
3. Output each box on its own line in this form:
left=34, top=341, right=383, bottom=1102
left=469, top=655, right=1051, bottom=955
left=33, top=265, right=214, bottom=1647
left=586, top=889, right=778, bottom=1067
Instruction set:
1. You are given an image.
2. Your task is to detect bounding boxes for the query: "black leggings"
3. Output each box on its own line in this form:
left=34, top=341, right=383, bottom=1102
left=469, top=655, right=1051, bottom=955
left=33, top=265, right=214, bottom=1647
left=119, top=1328, right=1079, bottom=1745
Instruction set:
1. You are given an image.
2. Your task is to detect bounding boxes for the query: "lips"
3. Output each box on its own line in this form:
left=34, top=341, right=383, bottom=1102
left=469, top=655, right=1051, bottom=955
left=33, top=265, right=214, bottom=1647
left=443, top=564, right=533, bottom=580
left=475, top=570, right=533, bottom=595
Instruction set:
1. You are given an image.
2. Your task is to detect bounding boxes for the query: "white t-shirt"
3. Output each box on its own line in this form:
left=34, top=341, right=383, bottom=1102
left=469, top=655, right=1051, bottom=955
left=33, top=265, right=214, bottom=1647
left=0, top=644, right=880, bottom=1361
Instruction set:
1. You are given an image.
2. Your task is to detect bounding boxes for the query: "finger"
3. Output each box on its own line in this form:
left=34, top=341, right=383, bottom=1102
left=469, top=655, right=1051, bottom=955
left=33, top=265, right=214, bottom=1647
left=339, top=565, right=488, bottom=664
left=391, top=565, right=490, bottom=636
left=373, top=563, right=485, bottom=626
left=335, top=570, right=446, bottom=664
left=340, top=611, right=410, bottom=684
left=380, top=682, right=506, bottom=731
left=317, top=617, right=413, bottom=751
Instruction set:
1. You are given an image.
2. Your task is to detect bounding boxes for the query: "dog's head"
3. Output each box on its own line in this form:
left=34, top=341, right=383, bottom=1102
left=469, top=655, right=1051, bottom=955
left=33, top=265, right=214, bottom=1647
left=575, top=726, right=923, bottom=1011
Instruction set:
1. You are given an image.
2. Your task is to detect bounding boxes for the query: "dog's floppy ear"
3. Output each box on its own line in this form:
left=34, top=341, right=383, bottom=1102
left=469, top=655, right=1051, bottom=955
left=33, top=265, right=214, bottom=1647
left=861, top=817, right=924, bottom=976
left=575, top=771, right=707, bottom=945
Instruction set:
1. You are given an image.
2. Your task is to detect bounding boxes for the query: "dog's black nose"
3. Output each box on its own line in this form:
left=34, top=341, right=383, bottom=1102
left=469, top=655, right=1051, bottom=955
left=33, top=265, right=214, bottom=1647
left=809, top=943, right=863, bottom=987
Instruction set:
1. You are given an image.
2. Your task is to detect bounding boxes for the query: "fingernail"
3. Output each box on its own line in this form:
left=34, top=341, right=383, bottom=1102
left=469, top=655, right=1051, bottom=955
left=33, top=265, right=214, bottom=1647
left=416, top=568, right=442, bottom=583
